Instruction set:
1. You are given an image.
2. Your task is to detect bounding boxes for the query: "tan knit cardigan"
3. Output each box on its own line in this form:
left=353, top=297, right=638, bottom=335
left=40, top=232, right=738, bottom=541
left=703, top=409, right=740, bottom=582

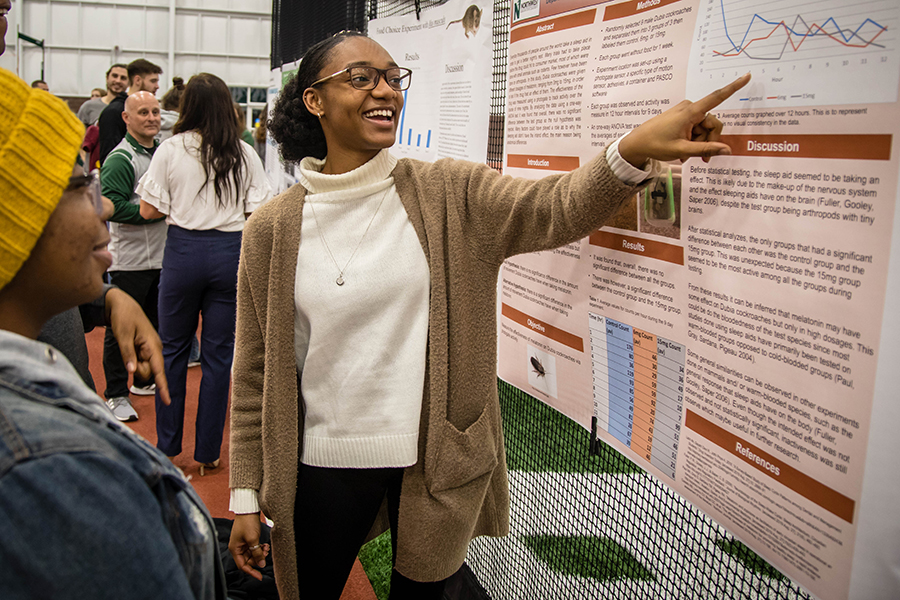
left=229, top=152, right=640, bottom=598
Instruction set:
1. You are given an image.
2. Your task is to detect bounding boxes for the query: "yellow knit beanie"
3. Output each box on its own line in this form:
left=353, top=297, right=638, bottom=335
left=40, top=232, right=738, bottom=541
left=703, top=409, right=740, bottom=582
left=0, top=67, right=85, bottom=291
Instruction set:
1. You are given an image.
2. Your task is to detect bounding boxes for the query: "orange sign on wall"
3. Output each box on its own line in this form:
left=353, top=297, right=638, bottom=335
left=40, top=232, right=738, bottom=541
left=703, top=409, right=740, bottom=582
left=686, top=410, right=855, bottom=523
left=510, top=9, right=596, bottom=43
left=719, top=134, right=892, bottom=161
left=506, top=154, right=581, bottom=172
left=590, top=230, right=685, bottom=265
left=501, top=303, right=584, bottom=352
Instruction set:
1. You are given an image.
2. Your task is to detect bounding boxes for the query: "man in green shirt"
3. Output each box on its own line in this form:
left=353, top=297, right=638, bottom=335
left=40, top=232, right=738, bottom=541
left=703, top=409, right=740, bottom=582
left=100, top=92, right=167, bottom=421
left=98, top=59, right=162, bottom=164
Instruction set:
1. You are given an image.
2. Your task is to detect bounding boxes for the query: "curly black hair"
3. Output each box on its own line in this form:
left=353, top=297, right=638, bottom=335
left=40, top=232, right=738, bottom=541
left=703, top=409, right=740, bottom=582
left=269, top=31, right=368, bottom=162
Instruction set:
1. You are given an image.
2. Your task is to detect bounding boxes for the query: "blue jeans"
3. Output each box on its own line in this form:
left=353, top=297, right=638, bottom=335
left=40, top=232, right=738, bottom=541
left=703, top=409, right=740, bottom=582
left=155, top=226, right=241, bottom=463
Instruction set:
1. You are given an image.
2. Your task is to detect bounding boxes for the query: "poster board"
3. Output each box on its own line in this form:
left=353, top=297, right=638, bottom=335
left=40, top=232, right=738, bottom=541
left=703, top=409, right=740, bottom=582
left=369, top=0, right=494, bottom=163
left=264, top=66, right=285, bottom=194
left=496, top=1, right=900, bottom=598
left=263, top=60, right=301, bottom=195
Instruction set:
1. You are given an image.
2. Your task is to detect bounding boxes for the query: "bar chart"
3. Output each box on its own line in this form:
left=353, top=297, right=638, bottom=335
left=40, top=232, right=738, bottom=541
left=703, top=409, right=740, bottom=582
left=397, top=89, right=433, bottom=150
left=589, top=313, right=685, bottom=479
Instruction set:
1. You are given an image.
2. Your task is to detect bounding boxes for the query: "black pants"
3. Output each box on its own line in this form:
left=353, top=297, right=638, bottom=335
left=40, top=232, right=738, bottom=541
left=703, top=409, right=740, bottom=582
left=293, top=464, right=448, bottom=599
left=102, top=269, right=160, bottom=398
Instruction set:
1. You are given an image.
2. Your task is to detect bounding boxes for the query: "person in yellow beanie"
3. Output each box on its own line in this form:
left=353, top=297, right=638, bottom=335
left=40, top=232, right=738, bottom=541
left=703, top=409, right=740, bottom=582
left=0, top=66, right=232, bottom=599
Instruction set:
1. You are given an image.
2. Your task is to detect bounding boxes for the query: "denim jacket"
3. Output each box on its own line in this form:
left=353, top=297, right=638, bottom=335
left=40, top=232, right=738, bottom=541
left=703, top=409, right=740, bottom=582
left=0, top=330, right=226, bottom=599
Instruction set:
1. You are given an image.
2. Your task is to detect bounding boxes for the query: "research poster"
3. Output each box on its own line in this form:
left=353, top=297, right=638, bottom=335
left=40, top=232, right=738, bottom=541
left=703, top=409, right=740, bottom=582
left=264, top=67, right=286, bottom=193
left=497, top=1, right=900, bottom=598
left=263, top=61, right=302, bottom=195
left=369, top=0, right=494, bottom=163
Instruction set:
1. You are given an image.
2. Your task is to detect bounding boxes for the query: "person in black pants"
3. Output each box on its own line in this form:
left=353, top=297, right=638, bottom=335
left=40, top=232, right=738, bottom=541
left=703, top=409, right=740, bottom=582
left=292, top=465, right=448, bottom=598
left=100, top=92, right=166, bottom=420
left=226, top=31, right=748, bottom=600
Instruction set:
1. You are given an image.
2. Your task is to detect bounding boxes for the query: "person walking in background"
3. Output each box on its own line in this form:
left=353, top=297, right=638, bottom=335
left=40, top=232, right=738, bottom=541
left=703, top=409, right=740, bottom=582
left=30, top=79, right=49, bottom=91
left=77, top=64, right=128, bottom=126
left=139, top=73, right=272, bottom=476
left=254, top=103, right=267, bottom=163
left=100, top=92, right=166, bottom=421
left=155, top=74, right=202, bottom=367
left=234, top=102, right=256, bottom=147
left=80, top=64, right=130, bottom=170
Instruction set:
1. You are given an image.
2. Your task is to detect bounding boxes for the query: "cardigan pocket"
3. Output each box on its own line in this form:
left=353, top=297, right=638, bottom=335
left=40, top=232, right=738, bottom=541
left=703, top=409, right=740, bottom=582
left=427, top=404, right=498, bottom=493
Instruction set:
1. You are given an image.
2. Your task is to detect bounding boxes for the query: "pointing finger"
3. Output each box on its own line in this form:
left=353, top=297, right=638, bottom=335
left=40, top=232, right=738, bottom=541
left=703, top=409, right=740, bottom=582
left=691, top=73, right=751, bottom=115
left=151, top=352, right=171, bottom=406
left=117, top=337, right=138, bottom=377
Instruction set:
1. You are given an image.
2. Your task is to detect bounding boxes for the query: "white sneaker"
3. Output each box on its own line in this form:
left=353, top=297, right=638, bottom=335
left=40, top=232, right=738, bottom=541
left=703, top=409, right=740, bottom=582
left=107, top=396, right=138, bottom=422
left=130, top=383, right=156, bottom=396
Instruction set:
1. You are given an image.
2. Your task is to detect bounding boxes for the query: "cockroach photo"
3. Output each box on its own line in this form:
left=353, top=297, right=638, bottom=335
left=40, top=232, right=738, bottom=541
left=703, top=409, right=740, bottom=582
left=530, top=356, right=548, bottom=378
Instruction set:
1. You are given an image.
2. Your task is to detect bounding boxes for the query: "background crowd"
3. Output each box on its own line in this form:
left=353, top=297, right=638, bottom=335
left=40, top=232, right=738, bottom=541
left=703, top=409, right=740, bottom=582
left=69, top=58, right=273, bottom=476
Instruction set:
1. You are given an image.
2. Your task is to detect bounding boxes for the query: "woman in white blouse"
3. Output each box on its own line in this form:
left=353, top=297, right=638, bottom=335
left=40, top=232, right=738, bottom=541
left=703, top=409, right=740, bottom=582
left=139, top=73, right=272, bottom=475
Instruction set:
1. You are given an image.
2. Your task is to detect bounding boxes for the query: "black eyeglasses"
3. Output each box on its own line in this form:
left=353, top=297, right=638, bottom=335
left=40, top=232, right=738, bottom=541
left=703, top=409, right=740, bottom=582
left=66, top=170, right=103, bottom=216
left=310, top=66, right=413, bottom=92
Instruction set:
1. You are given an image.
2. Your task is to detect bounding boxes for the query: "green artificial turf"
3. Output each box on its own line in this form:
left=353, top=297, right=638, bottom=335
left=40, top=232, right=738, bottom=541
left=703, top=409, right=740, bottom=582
left=498, top=380, right=642, bottom=475
left=716, top=537, right=787, bottom=581
left=358, top=530, right=393, bottom=600
left=359, top=383, right=649, bottom=598
left=522, top=534, right=654, bottom=582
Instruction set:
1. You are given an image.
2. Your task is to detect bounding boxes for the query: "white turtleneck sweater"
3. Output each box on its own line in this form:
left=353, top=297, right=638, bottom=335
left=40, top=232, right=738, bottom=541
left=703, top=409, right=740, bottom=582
left=290, top=149, right=430, bottom=470
left=230, top=140, right=656, bottom=513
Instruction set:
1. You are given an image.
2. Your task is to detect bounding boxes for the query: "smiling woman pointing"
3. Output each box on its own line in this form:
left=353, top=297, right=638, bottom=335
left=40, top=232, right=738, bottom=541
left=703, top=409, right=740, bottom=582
left=227, top=30, right=749, bottom=600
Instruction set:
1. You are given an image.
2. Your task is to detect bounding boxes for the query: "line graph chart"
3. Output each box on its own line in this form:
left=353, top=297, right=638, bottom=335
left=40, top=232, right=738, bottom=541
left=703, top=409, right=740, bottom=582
left=713, top=14, right=887, bottom=60
left=686, top=0, right=900, bottom=108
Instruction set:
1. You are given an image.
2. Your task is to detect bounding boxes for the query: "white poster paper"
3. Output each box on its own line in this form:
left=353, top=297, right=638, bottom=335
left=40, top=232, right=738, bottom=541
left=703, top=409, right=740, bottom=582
left=497, top=1, right=900, bottom=598
left=370, top=0, right=494, bottom=163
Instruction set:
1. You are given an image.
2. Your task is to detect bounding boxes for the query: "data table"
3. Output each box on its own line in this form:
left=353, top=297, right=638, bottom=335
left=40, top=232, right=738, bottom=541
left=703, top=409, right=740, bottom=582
left=589, top=313, right=685, bottom=479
